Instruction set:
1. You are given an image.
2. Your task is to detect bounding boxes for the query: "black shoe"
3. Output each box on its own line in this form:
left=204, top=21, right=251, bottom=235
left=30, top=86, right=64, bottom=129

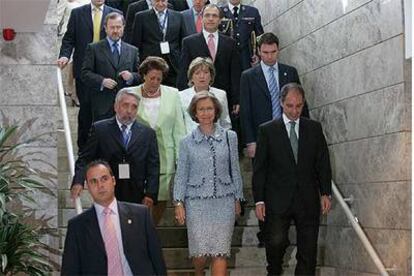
left=258, top=241, right=265, bottom=248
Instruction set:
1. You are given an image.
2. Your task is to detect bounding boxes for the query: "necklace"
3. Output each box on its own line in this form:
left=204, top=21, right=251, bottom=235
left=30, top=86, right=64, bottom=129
left=142, top=85, right=161, bottom=98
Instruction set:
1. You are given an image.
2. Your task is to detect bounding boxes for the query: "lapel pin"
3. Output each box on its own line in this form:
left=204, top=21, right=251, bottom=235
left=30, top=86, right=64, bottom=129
left=127, top=219, right=132, bottom=224
left=223, top=7, right=228, bottom=12
left=284, top=72, right=287, bottom=76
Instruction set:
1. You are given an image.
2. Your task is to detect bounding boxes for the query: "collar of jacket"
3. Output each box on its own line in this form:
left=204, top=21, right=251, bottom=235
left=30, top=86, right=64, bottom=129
left=192, top=124, right=224, bottom=144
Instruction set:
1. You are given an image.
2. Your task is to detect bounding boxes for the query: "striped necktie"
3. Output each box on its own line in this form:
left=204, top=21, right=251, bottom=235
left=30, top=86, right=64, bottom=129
left=268, top=66, right=281, bottom=119
left=102, top=208, right=124, bottom=276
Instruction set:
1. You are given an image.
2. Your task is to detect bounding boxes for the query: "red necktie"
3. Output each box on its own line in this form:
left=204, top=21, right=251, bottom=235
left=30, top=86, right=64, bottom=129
left=195, top=13, right=202, bottom=33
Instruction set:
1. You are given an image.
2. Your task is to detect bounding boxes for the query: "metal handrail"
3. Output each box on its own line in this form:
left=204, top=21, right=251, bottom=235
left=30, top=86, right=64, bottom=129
left=57, top=67, right=83, bottom=215
left=332, top=180, right=389, bottom=275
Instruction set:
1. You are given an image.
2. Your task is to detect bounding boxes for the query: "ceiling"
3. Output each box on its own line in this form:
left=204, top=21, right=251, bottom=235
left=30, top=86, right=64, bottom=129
left=0, top=0, right=50, bottom=32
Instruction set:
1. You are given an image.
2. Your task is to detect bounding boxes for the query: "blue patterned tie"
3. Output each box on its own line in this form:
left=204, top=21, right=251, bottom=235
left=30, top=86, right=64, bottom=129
left=268, top=66, right=281, bottom=119
left=112, top=41, right=120, bottom=63
left=121, top=124, right=130, bottom=147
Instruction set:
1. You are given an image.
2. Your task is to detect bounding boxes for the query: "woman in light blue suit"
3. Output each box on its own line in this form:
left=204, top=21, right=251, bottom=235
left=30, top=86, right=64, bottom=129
left=129, top=56, right=186, bottom=224
left=174, top=91, right=243, bottom=276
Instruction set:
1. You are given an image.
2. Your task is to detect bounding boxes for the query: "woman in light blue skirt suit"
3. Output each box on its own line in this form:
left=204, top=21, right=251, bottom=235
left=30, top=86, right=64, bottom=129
left=173, top=92, right=244, bottom=276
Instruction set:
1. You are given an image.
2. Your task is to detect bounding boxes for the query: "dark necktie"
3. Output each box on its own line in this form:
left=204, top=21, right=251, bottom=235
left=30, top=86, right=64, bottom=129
left=112, top=41, right=120, bottom=63
left=289, top=121, right=298, bottom=163
left=233, top=6, right=239, bottom=21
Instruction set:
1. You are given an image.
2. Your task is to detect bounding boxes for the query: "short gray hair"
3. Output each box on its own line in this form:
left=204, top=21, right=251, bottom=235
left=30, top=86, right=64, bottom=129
left=115, top=88, right=140, bottom=104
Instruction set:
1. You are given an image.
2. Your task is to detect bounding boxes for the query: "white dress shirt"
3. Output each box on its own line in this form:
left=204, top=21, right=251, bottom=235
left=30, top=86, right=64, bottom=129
left=94, top=199, right=133, bottom=276
left=282, top=113, right=300, bottom=138
left=91, top=3, right=103, bottom=21
left=179, top=86, right=232, bottom=134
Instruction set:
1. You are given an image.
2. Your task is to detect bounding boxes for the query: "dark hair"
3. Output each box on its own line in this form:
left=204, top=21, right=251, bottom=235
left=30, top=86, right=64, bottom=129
left=280, top=83, right=305, bottom=103
left=138, top=56, right=169, bottom=78
left=188, top=91, right=222, bottom=123
left=104, top=12, right=125, bottom=26
left=202, top=4, right=223, bottom=19
left=258, top=32, right=279, bottom=48
left=85, top=160, right=114, bottom=180
left=187, top=57, right=216, bottom=86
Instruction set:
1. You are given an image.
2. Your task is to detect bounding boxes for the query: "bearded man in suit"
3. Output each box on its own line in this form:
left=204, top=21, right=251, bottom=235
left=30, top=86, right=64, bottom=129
left=57, top=0, right=121, bottom=151
left=71, top=89, right=159, bottom=208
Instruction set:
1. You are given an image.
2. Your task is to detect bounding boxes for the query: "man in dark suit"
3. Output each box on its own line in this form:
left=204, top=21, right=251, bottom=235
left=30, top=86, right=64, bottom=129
left=57, top=0, right=121, bottom=151
left=82, top=12, right=140, bottom=122
left=124, top=0, right=174, bottom=42
left=181, top=0, right=207, bottom=36
left=169, top=0, right=190, bottom=11
left=71, top=89, right=159, bottom=207
left=130, top=0, right=186, bottom=86
left=62, top=160, right=166, bottom=275
left=219, top=0, right=264, bottom=71
left=253, top=83, right=332, bottom=275
left=177, top=4, right=241, bottom=115
left=240, top=32, right=309, bottom=159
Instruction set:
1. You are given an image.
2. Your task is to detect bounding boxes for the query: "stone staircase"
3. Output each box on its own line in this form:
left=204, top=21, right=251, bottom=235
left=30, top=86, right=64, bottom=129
left=57, top=97, right=335, bottom=275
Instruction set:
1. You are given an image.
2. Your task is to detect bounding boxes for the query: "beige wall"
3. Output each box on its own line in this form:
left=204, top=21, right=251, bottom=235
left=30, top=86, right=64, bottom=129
left=0, top=0, right=60, bottom=270
left=250, top=0, right=411, bottom=274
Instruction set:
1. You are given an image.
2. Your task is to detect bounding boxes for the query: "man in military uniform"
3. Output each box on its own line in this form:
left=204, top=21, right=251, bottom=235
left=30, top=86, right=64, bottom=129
left=220, top=0, right=264, bottom=71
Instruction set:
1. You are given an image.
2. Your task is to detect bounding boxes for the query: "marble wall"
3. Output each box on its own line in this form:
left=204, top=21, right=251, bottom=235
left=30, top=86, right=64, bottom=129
left=250, top=0, right=411, bottom=275
left=0, top=0, right=60, bottom=271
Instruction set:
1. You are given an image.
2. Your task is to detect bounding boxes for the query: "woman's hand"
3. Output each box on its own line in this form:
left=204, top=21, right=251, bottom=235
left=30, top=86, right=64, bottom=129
left=235, top=200, right=241, bottom=216
left=175, top=204, right=186, bottom=225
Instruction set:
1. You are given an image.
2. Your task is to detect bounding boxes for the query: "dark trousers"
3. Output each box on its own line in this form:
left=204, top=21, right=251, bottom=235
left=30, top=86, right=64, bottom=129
left=75, top=78, right=92, bottom=153
left=264, top=194, right=320, bottom=275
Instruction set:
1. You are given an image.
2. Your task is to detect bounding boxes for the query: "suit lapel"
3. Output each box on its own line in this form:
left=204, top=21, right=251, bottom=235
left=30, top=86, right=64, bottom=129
left=255, top=66, right=271, bottom=100
left=109, top=117, right=126, bottom=149
left=127, top=121, right=142, bottom=149
left=100, top=40, right=119, bottom=69
left=297, top=119, right=307, bottom=166
left=85, top=207, right=106, bottom=254
left=82, top=5, right=93, bottom=35
left=118, top=42, right=129, bottom=68
left=278, top=119, right=297, bottom=165
left=118, top=202, right=135, bottom=262
left=101, top=5, right=111, bottom=39
left=150, top=9, right=164, bottom=40
left=278, top=64, right=290, bottom=89
left=165, top=10, right=174, bottom=40
left=196, top=33, right=212, bottom=58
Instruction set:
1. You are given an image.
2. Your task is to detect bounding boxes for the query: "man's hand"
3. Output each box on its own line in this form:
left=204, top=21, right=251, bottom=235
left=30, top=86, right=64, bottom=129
left=57, top=57, right=69, bottom=69
left=142, top=196, right=154, bottom=208
left=232, top=104, right=240, bottom=115
left=102, top=78, right=118, bottom=89
left=250, top=54, right=260, bottom=66
left=255, top=203, right=266, bottom=221
left=246, top=143, right=256, bottom=159
left=321, top=195, right=332, bottom=215
left=70, top=184, right=83, bottom=200
left=175, top=205, right=186, bottom=225
left=119, top=70, right=133, bottom=81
